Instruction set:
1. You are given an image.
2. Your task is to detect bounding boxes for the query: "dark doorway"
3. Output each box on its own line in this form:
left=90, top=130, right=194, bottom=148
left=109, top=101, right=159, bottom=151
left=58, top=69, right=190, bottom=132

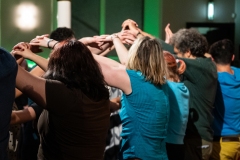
left=186, top=22, right=235, bottom=47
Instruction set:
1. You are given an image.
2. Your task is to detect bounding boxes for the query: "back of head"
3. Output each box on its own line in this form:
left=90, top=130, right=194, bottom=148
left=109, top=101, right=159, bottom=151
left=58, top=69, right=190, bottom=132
left=170, top=28, right=208, bottom=57
left=209, top=39, right=234, bottom=65
left=163, top=51, right=186, bottom=82
left=127, top=36, right=168, bottom=85
left=45, top=40, right=109, bottom=101
left=50, top=27, right=75, bottom=42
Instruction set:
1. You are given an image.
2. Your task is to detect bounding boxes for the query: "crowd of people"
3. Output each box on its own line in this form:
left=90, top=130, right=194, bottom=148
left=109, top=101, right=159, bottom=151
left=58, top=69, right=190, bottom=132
left=0, top=18, right=239, bottom=160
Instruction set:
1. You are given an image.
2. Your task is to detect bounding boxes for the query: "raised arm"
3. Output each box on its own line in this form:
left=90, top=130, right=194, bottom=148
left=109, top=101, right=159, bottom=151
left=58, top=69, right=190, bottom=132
left=80, top=31, right=136, bottom=57
left=165, top=23, right=173, bottom=44
left=92, top=54, right=131, bottom=94
left=96, top=31, right=136, bottom=65
left=12, top=42, right=48, bottom=71
left=16, top=65, right=46, bottom=108
left=79, top=36, right=113, bottom=55
left=15, top=66, right=46, bottom=98
left=16, top=65, right=47, bottom=107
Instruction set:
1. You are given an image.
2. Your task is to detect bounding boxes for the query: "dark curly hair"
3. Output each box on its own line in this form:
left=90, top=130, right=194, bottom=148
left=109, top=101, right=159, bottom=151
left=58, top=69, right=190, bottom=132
left=209, top=39, right=234, bottom=65
left=44, top=39, right=109, bottom=101
left=170, top=28, right=208, bottom=57
left=50, top=27, right=75, bottom=42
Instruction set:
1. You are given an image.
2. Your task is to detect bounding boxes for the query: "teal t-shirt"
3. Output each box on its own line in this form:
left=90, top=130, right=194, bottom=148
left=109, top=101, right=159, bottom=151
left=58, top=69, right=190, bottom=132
left=119, top=70, right=169, bottom=160
left=165, top=81, right=189, bottom=144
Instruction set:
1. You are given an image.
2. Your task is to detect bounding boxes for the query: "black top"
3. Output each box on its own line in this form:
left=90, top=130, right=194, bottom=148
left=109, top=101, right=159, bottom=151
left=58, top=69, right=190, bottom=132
left=181, top=57, right=217, bottom=141
left=0, top=47, right=17, bottom=160
left=38, top=80, right=110, bottom=160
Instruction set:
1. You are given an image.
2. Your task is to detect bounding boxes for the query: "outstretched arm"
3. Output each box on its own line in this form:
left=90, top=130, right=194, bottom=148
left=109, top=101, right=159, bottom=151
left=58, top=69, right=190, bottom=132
left=80, top=31, right=136, bottom=57
left=79, top=36, right=113, bottom=55
left=11, top=106, right=36, bottom=125
left=16, top=65, right=46, bottom=108
left=12, top=42, right=48, bottom=71
left=15, top=65, right=46, bottom=98
left=92, top=54, right=131, bottom=94
left=96, top=31, right=136, bottom=65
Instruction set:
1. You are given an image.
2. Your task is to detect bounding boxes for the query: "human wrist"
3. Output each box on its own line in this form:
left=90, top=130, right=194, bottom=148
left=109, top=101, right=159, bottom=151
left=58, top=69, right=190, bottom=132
left=111, top=34, right=119, bottom=41
left=136, top=30, right=143, bottom=37
left=47, top=39, right=59, bottom=49
left=52, top=41, right=59, bottom=49
left=47, top=39, right=54, bottom=49
left=25, top=52, right=37, bottom=61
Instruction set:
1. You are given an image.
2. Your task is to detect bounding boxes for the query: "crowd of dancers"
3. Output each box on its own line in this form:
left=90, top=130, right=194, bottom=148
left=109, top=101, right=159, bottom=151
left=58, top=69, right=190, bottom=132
left=0, top=19, right=239, bottom=160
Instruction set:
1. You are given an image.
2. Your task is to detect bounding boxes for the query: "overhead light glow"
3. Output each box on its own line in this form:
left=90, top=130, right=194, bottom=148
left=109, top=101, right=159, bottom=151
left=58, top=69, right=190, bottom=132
left=15, top=3, right=38, bottom=30
left=208, top=2, right=214, bottom=20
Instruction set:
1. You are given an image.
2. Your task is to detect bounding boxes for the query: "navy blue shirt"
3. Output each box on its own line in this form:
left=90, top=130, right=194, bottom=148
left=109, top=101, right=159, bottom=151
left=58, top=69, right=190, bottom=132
left=0, top=47, right=17, bottom=160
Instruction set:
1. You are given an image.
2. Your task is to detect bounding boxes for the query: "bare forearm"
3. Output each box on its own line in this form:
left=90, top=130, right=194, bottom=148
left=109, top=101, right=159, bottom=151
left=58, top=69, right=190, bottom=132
left=112, top=36, right=129, bottom=65
left=88, top=42, right=112, bottom=55
left=99, top=45, right=115, bottom=56
left=16, top=66, right=46, bottom=107
left=26, top=54, right=48, bottom=72
left=11, top=107, right=36, bottom=125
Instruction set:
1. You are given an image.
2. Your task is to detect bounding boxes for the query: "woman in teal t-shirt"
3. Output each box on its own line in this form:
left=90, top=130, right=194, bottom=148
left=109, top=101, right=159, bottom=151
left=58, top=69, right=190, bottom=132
left=163, top=51, right=189, bottom=160
left=93, top=34, right=170, bottom=159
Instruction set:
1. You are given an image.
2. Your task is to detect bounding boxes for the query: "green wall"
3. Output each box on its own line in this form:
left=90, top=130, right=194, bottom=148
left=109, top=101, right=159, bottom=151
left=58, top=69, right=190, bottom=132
left=0, top=0, right=164, bottom=65
left=144, top=0, right=163, bottom=38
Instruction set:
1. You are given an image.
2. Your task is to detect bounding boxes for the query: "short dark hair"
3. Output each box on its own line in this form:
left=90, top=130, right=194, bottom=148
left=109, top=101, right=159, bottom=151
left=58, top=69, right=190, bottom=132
left=209, top=39, right=234, bottom=65
left=50, top=27, right=75, bottom=42
left=170, top=28, right=208, bottom=57
left=44, top=40, right=109, bottom=101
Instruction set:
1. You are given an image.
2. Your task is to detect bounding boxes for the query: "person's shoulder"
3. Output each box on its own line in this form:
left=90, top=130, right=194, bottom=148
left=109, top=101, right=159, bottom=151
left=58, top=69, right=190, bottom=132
left=231, top=66, right=240, bottom=71
left=197, top=57, right=215, bottom=67
left=126, top=70, right=143, bottom=78
left=0, top=47, right=17, bottom=78
left=46, top=79, right=62, bottom=84
left=197, top=57, right=213, bottom=62
left=231, top=66, right=240, bottom=77
left=167, top=81, right=188, bottom=92
left=45, top=79, right=69, bottom=92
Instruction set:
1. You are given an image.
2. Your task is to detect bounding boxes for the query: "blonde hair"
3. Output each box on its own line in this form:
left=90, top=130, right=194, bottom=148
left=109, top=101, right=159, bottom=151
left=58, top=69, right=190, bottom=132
left=127, top=36, right=168, bottom=85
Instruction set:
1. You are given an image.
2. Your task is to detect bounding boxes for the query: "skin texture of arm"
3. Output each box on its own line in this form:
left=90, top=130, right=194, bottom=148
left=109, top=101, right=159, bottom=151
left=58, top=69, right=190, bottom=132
left=92, top=54, right=132, bottom=95
left=15, top=66, right=46, bottom=98
left=95, top=31, right=136, bottom=64
left=16, top=65, right=46, bottom=108
left=79, top=36, right=113, bottom=55
left=165, top=23, right=173, bottom=44
left=10, top=106, right=36, bottom=125
left=23, top=54, right=48, bottom=72
left=12, top=42, right=48, bottom=72
left=80, top=31, right=136, bottom=56
left=111, top=34, right=130, bottom=65
left=109, top=97, right=121, bottom=112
